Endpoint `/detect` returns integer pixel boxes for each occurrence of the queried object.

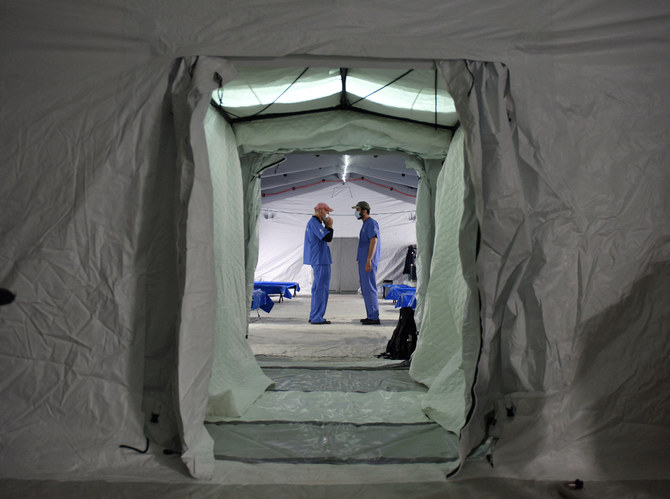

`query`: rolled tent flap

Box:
[170,56,220,479]
[409,128,479,434]
[437,59,526,472]
[407,155,443,330]
[170,56,261,479]
[240,152,286,309]
[204,112,273,420]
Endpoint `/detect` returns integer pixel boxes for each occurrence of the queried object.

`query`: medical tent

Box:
[254,159,420,292]
[1,1,670,497]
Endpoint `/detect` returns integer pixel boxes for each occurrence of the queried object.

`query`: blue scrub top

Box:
[357,217,381,264]
[303,216,332,265]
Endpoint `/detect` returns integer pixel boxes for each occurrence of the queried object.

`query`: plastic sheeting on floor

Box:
[5,476,669,499]
[264,366,428,393]
[207,421,457,465]
[205,359,458,470]
[206,390,431,424]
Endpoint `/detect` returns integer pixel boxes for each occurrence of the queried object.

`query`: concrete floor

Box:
[247,292,401,360]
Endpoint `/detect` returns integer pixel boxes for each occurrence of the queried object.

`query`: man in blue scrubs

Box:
[353,201,381,325]
[303,202,334,324]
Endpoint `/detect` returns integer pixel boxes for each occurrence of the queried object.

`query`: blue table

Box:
[254,281,300,302]
[251,289,274,313]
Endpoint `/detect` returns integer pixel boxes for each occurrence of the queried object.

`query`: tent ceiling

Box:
[260,152,418,199]
[212,66,458,128]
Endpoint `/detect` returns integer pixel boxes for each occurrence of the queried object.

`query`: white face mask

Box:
[323,213,329,219]
[354,211,362,219]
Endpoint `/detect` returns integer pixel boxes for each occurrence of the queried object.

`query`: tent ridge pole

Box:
[225,105,456,132]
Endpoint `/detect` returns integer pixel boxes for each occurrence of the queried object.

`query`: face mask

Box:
[354,211,362,219]
[323,214,329,219]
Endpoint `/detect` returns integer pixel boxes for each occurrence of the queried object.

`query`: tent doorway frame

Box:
[208,59,460,361]
[172,56,508,480]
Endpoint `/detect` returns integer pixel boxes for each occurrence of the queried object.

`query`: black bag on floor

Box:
[380,307,417,360]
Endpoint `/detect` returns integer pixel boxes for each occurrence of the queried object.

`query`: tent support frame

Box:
[211,99,458,132]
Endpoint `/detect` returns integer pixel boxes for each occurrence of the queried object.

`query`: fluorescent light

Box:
[341,155,350,183]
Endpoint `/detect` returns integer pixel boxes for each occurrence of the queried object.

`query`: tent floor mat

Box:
[206,421,458,464]
[207,358,456,465]
[262,366,428,392]
[4,478,670,498]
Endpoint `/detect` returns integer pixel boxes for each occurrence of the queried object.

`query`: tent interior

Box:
[251,151,422,363]
[254,151,421,293]
[2,2,670,497]
[199,65,478,474]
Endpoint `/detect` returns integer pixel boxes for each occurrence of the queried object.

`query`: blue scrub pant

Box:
[358,261,379,320]
[310,264,331,323]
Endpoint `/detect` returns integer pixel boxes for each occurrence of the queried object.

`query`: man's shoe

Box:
[361,318,381,325]
[359,318,367,322]
[313,320,331,325]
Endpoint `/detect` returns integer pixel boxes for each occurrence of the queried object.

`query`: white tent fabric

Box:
[204,109,273,419]
[215,66,458,127]
[1,1,669,492]
[168,56,222,479]
[410,128,479,433]
[255,180,418,290]
[234,111,451,159]
[408,156,443,329]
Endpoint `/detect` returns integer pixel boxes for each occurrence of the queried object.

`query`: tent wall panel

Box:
[329,237,360,292]
[0,48,173,475]
[442,57,670,479]
[254,180,419,290]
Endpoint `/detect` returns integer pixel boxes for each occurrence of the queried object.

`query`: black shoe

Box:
[313,320,331,325]
[361,318,381,325]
